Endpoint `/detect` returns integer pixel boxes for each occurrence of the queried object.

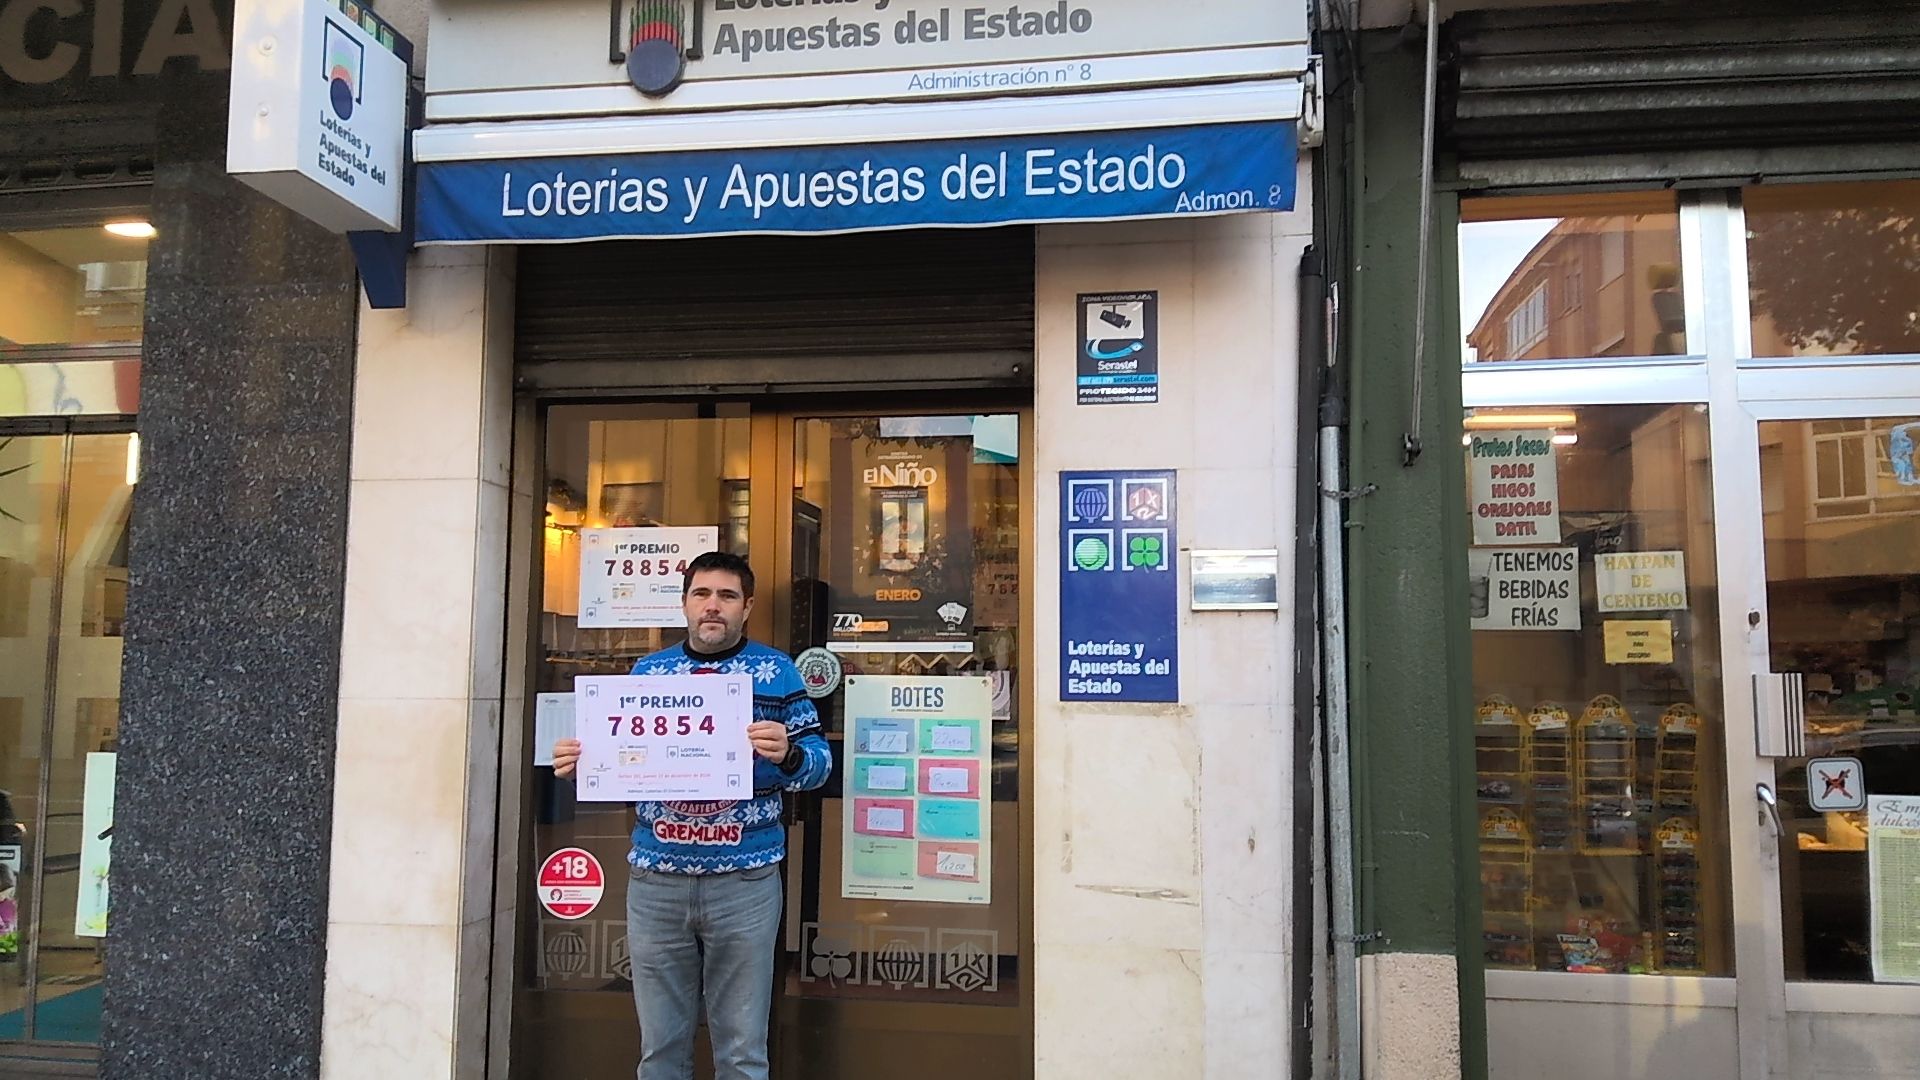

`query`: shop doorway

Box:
[0,423,133,1054]
[1460,184,1920,1080]
[511,400,1031,1080]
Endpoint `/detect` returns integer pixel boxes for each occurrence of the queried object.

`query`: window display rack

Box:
[1476,695,1713,974]
[1476,695,1534,969]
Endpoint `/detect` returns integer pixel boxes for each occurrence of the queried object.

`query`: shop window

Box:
[1459,193,1688,363]
[1466,404,1733,976]
[1762,415,1920,983]
[1745,181,1920,359]
[0,225,150,352]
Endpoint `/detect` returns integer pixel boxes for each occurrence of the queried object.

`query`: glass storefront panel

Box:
[776,413,1023,1078]
[1459,194,1688,364]
[514,406,1027,1080]
[1762,415,1920,982]
[0,430,130,1046]
[523,403,753,1076]
[1745,182,1920,359]
[1467,404,1733,976]
[0,226,149,353]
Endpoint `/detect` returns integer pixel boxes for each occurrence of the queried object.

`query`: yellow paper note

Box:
[1604,620,1673,664]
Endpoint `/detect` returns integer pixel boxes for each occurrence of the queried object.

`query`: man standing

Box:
[554,551,832,1080]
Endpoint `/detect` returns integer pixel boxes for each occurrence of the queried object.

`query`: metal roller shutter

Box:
[514,227,1034,394]
[1442,1,1920,188]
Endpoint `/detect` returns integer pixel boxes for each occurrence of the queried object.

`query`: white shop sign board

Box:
[227,0,408,232]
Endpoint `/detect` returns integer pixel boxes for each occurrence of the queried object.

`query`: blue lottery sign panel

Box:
[1059,469,1178,702]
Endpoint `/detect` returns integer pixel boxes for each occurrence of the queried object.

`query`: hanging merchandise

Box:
[1477,696,1534,969]
[1576,696,1639,855]
[1654,704,1705,973]
[1526,702,1574,854]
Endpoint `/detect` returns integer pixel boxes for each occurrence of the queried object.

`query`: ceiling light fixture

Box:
[103,221,156,239]
[1463,411,1578,429]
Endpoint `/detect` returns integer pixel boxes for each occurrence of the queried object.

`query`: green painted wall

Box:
[1326,27,1487,1079]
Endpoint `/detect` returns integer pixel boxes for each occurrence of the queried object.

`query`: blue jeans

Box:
[626,864,783,1080]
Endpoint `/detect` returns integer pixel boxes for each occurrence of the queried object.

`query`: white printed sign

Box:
[1868,796,1920,984]
[1469,430,1561,545]
[934,850,977,877]
[578,527,718,628]
[865,764,909,791]
[1468,547,1580,631]
[572,674,753,801]
[1596,551,1688,613]
[927,766,972,794]
[534,693,575,767]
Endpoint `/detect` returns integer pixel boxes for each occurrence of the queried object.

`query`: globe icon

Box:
[545,931,588,976]
[1071,486,1109,521]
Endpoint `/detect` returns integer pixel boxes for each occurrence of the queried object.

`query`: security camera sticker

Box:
[1076,291,1159,406]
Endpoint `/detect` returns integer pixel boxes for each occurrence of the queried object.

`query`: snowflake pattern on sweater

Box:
[625,639,832,874]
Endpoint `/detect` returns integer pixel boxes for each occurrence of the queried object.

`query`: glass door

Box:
[1758,412,1920,986]
[770,412,1029,1080]
[513,402,1031,1080]
[0,427,133,1051]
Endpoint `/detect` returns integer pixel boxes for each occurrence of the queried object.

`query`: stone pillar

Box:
[317,246,516,1079]
[104,147,362,1078]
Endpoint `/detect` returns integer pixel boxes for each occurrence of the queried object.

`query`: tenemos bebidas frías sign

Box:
[416,120,1294,241]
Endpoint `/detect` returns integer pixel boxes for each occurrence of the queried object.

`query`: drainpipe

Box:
[1293,248,1327,1080]
[1322,275,1362,1080]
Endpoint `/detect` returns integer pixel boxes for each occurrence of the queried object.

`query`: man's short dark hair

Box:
[683,550,756,599]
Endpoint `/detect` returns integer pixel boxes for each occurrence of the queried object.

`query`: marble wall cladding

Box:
[102,155,361,1080]
[321,249,515,1080]
[1032,205,1308,1079]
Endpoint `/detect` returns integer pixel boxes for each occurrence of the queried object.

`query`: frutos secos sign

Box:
[225,0,406,233]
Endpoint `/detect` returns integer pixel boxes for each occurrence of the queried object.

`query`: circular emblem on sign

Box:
[624,1,689,98]
[796,647,843,699]
[536,847,605,921]
[328,73,355,120]
[1072,535,1111,571]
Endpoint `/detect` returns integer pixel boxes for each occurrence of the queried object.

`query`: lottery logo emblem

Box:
[1122,529,1169,571]
[795,647,843,699]
[322,19,365,121]
[1122,478,1170,522]
[1068,531,1114,572]
[1066,479,1115,523]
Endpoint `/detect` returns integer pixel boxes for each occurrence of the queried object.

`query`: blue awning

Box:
[411,81,1303,244]
[416,119,1294,242]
